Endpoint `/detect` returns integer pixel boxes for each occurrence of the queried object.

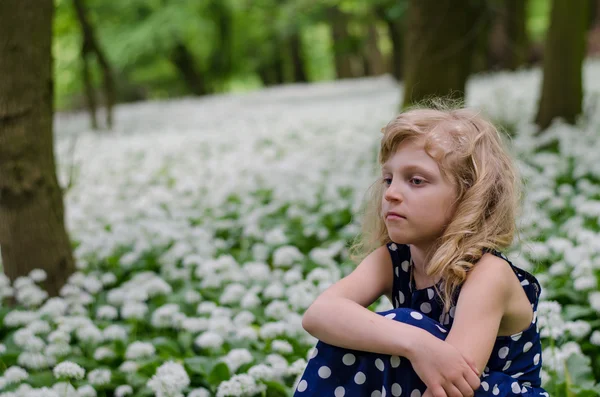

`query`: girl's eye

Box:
[382,177,392,186]
[410,177,425,186]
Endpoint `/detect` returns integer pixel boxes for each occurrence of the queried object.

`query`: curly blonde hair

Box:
[350,104,522,313]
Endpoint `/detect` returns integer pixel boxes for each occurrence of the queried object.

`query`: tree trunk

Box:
[385,19,403,80]
[535,0,587,130]
[488,0,528,70]
[0,0,76,297]
[329,7,356,79]
[289,31,308,83]
[363,23,387,76]
[171,42,208,96]
[73,0,115,129]
[402,0,484,108]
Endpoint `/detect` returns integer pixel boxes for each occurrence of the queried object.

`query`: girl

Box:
[295,107,548,396]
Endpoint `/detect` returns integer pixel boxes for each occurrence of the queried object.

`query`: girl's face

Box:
[381,139,458,247]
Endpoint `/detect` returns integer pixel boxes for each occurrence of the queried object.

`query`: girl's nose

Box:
[384,181,403,202]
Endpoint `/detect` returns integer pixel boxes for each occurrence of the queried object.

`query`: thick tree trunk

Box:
[402,0,484,108]
[385,19,403,80]
[363,23,387,76]
[0,0,76,296]
[289,31,308,83]
[488,0,528,70]
[171,42,208,96]
[535,0,587,130]
[329,7,356,79]
[73,0,115,129]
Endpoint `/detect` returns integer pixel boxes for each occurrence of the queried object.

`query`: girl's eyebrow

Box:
[381,164,438,178]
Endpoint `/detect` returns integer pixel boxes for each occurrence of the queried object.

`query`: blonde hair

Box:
[350,103,521,313]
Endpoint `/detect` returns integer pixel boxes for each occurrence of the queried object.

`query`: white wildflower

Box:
[3,366,28,384]
[29,269,47,282]
[118,361,139,373]
[53,361,85,380]
[87,369,111,386]
[96,305,118,320]
[271,340,293,354]
[195,331,224,350]
[216,374,266,397]
[78,384,98,397]
[125,341,156,360]
[221,348,254,373]
[147,361,190,397]
[115,385,133,397]
[93,347,116,361]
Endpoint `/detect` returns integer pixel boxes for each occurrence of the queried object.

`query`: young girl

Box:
[295,107,548,397]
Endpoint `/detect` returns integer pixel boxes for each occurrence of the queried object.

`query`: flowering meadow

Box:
[2,61,600,397]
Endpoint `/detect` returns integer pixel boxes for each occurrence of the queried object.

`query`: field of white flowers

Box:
[1,60,600,397]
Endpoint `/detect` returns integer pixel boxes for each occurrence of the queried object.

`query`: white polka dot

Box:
[521,279,530,286]
[410,311,423,320]
[385,313,396,319]
[401,260,409,272]
[435,325,447,333]
[342,353,356,365]
[398,291,405,304]
[498,346,509,359]
[371,391,382,397]
[375,358,385,371]
[523,342,533,353]
[512,372,524,378]
[395,267,399,277]
[381,387,387,397]
[354,371,366,385]
[297,380,307,392]
[533,353,540,365]
[394,297,400,307]
[481,382,489,392]
[443,314,450,325]
[532,311,537,323]
[511,332,522,341]
[420,303,432,313]
[410,390,421,397]
[521,386,528,393]
[391,383,402,396]
[318,366,331,379]
[492,384,500,395]
[449,306,456,318]
[390,355,401,368]
[309,347,318,359]
[389,243,398,251]
[427,289,434,300]
[502,360,512,371]
[511,382,520,393]
[335,386,345,397]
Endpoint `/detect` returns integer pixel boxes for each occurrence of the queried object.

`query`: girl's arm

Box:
[302,245,422,357]
[442,253,515,375]
[303,245,481,395]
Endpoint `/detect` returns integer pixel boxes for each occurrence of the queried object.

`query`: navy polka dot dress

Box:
[294,243,549,396]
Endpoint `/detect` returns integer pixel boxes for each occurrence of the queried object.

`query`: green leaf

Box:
[264,380,291,397]
[564,305,595,321]
[565,354,596,391]
[27,371,55,388]
[153,336,182,356]
[184,356,213,376]
[208,362,231,384]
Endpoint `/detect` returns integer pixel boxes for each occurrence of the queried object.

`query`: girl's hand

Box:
[408,333,481,397]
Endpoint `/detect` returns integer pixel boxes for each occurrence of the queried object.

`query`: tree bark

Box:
[535,0,587,130]
[363,23,387,76]
[329,7,357,79]
[73,0,116,129]
[171,42,208,96]
[0,0,76,296]
[289,31,308,83]
[488,0,528,70]
[402,0,484,108]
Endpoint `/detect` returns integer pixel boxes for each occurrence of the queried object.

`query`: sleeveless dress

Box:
[294,242,549,396]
